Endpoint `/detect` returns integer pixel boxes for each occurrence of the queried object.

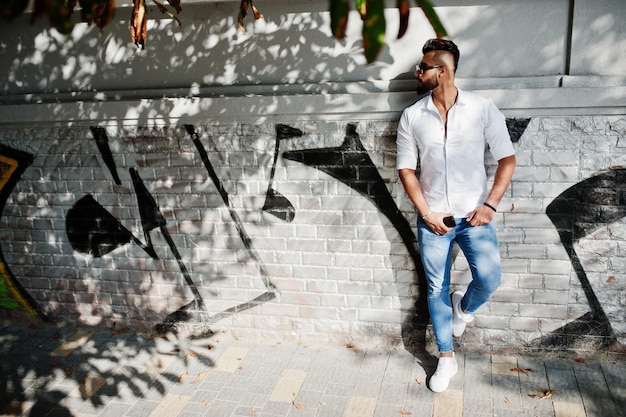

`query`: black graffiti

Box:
[91,127,122,185]
[262,124,302,222]
[9,118,622,351]
[66,194,156,258]
[506,118,531,143]
[282,124,430,326]
[544,168,625,348]
[183,124,276,291]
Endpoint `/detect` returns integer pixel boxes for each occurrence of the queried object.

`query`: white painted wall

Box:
[0,0,623,104]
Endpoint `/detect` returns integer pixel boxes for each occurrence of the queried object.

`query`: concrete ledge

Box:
[0,80,624,128]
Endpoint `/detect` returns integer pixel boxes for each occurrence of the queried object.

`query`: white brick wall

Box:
[0,115,624,355]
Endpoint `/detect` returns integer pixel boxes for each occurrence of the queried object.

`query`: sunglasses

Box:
[415,63,443,74]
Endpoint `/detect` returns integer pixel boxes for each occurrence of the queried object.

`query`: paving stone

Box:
[2,324,623,417]
[269,369,307,402]
[344,396,376,417]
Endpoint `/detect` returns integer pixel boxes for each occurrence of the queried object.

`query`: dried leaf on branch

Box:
[153,0,181,28]
[30,0,75,34]
[78,0,115,29]
[238,0,263,32]
[130,0,147,49]
[397,0,409,39]
[166,0,181,14]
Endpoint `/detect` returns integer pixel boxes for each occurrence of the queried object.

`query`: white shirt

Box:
[396,89,515,217]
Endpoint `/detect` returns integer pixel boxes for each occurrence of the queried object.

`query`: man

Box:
[396,39,516,393]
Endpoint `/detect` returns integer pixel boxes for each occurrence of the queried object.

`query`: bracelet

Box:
[483,202,497,212]
[422,210,432,219]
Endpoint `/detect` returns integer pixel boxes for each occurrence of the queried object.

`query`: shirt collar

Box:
[424,88,465,112]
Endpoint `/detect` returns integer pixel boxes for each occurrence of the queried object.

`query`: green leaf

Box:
[362,0,385,64]
[416,0,447,38]
[397,0,409,39]
[355,0,366,19]
[329,0,349,39]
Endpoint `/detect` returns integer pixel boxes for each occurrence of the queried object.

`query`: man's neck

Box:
[431,84,458,113]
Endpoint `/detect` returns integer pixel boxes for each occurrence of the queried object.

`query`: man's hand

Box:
[467,205,495,226]
[424,212,455,235]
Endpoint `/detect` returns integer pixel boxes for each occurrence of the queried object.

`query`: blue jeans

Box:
[417,218,501,353]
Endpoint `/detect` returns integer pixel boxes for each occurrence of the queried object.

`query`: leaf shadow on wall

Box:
[0,2,381,113]
[282,123,430,353]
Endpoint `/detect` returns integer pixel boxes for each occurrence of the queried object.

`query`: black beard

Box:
[416,77,439,95]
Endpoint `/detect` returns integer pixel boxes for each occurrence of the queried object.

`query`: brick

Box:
[492,290,532,303]
[306,280,338,294]
[540,118,572,132]
[532,290,569,305]
[533,150,578,166]
[519,304,568,320]
[508,244,547,259]
[358,308,401,324]
[530,259,571,275]
[335,253,387,268]
[474,315,508,329]
[518,274,543,289]
[509,317,539,331]
[513,166,551,182]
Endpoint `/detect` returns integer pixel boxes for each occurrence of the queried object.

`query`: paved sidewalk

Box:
[1,323,624,417]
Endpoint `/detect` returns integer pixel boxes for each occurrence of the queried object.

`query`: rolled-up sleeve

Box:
[484,99,515,161]
[396,110,419,170]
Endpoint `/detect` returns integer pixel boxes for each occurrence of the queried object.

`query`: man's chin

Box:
[416,86,431,96]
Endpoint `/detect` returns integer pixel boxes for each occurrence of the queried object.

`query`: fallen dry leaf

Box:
[574,358,586,363]
[65,367,72,376]
[398,410,412,415]
[504,396,510,404]
[607,276,616,283]
[53,332,60,341]
[50,361,61,367]
[178,369,189,383]
[345,343,359,353]
[528,389,553,400]
[415,378,422,385]
[191,370,209,384]
[511,367,533,375]
[292,400,306,410]
[186,351,198,358]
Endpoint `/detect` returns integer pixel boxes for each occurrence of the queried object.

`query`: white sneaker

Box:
[429,354,458,392]
[452,291,474,337]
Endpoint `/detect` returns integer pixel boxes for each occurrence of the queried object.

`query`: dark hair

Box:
[422,38,460,71]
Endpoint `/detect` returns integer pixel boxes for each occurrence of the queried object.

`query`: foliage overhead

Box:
[0,0,447,62]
